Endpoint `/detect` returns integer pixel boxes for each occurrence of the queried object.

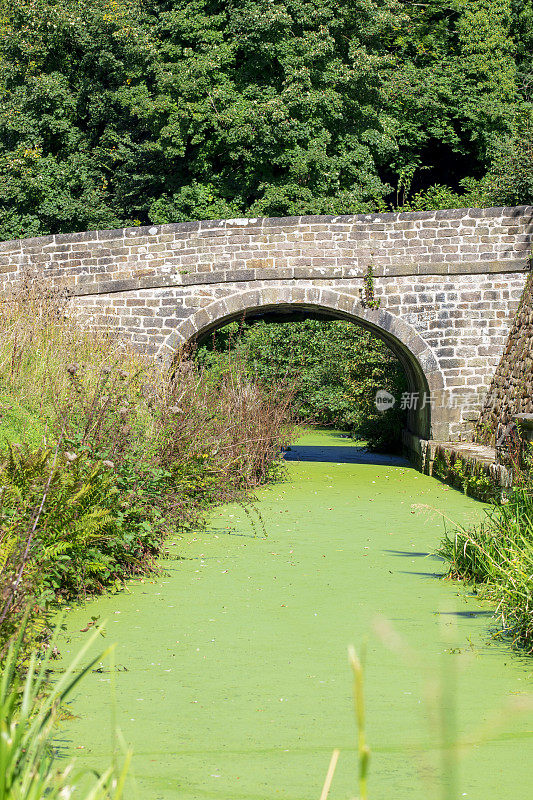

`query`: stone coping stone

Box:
[1,206,532,249]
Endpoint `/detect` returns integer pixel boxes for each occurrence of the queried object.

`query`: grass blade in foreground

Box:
[349,646,370,800]
[0,621,131,800]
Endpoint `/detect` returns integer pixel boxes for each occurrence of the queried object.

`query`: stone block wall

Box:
[0,205,531,442]
[475,271,533,443]
[0,206,530,297]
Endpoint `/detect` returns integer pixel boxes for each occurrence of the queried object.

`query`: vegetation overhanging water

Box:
[57,429,533,800]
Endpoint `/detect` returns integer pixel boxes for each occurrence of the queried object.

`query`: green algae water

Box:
[57,430,533,799]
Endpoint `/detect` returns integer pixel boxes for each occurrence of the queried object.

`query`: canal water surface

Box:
[58,429,533,799]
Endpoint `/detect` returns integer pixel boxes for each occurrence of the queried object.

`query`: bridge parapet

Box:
[0,206,530,297]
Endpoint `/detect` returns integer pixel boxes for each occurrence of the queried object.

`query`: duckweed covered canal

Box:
[59,430,533,799]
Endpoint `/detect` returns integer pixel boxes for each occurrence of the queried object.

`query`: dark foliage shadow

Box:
[437,609,494,618]
[384,549,444,559]
[397,570,446,579]
[283,445,408,466]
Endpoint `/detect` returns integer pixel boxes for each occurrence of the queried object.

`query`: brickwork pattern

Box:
[0,205,531,442]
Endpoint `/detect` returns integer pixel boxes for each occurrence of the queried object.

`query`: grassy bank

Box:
[0,284,294,655]
[439,488,533,652]
[0,285,294,796]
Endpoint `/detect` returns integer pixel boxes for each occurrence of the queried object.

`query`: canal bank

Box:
[57,429,533,799]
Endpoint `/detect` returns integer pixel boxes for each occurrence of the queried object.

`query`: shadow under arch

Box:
[159,287,447,441]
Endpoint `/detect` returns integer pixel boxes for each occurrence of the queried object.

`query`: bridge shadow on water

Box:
[283,443,409,466]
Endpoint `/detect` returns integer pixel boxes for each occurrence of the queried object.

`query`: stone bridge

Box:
[1,206,532,444]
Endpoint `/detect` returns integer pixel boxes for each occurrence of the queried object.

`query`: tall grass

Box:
[319,647,370,800]
[157,358,295,496]
[438,488,533,650]
[320,641,464,800]
[0,279,294,484]
[349,646,370,800]
[0,279,295,653]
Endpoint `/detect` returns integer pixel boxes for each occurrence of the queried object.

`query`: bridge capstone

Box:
[1,206,532,443]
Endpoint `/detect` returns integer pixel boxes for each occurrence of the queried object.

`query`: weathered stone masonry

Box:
[0,206,531,443]
[476,271,533,443]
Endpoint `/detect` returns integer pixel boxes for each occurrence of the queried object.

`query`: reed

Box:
[439,488,533,650]
[348,646,370,800]
[318,646,370,800]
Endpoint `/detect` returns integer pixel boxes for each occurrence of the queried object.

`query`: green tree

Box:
[0,0,530,240]
[382,0,518,201]
[0,0,155,237]
[150,0,403,220]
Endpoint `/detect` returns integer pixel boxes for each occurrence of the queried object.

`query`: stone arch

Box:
[159,287,447,441]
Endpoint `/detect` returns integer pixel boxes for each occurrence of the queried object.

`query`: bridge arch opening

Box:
[160,288,446,442]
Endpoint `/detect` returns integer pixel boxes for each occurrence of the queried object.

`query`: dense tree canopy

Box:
[0,0,531,238]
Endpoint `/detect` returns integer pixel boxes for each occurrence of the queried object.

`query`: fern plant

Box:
[0,445,133,602]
